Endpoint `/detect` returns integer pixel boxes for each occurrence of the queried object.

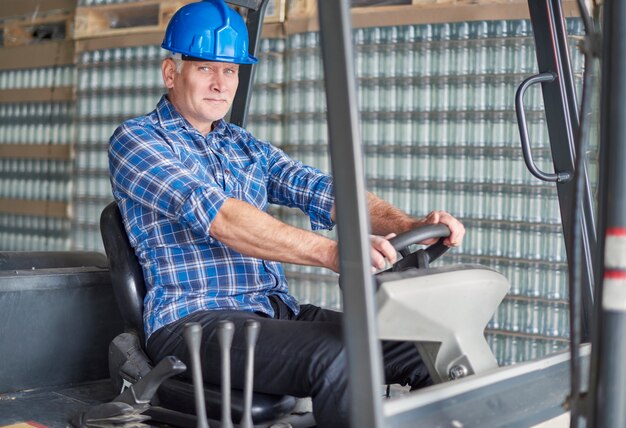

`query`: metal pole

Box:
[230,0,269,128]
[317,1,385,427]
[589,0,626,426]
[526,0,597,339]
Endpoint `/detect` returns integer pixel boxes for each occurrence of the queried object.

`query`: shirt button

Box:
[225,169,230,175]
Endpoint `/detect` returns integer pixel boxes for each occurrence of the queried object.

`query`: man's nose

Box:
[210,73,226,92]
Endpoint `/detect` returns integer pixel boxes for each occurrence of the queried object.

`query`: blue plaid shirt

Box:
[109,96,335,339]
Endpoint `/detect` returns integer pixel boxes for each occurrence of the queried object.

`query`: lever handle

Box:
[184,322,210,428]
[115,355,186,406]
[218,320,235,428]
[241,319,261,428]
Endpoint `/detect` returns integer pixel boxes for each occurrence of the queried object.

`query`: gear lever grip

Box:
[184,322,210,428]
[218,320,235,428]
[241,319,260,428]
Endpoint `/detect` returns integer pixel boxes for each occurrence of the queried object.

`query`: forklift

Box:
[0,0,623,426]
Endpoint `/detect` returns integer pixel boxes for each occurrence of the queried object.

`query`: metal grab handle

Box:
[515,72,572,183]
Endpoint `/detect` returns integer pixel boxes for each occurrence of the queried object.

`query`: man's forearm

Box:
[368,193,465,247]
[367,193,422,236]
[210,198,339,272]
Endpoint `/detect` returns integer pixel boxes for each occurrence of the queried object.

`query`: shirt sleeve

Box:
[108,121,227,239]
[263,142,335,231]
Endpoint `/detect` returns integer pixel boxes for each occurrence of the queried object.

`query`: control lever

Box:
[115,355,186,406]
[184,322,210,428]
[240,319,260,428]
[71,350,186,427]
[218,320,235,428]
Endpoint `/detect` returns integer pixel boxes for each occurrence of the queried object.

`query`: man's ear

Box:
[162,58,177,89]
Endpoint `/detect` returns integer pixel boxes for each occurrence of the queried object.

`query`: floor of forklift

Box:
[0,380,116,428]
[0,379,413,428]
[0,379,572,428]
[0,379,319,428]
[0,380,573,428]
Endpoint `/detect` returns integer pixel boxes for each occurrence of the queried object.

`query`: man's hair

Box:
[167,52,184,73]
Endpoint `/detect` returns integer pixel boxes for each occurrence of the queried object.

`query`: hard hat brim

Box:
[180,53,258,65]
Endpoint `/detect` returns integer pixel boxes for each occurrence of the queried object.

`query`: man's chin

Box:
[202,110,229,123]
[203,104,230,120]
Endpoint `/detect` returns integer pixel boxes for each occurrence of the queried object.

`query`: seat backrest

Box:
[100,201,147,344]
[100,203,300,423]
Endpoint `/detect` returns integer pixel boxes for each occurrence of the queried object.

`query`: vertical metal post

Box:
[230,0,269,128]
[317,1,385,427]
[526,0,597,338]
[588,0,626,426]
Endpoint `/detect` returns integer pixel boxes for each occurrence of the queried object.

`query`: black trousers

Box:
[147,296,431,428]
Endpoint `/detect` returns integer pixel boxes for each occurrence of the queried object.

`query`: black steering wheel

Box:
[387,224,451,271]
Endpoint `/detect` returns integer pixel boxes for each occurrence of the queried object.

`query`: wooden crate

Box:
[74,0,188,40]
[1,11,73,47]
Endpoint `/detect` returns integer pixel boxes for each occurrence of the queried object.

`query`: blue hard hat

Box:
[162,0,258,64]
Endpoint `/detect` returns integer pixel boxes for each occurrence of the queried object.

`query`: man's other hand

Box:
[420,210,465,247]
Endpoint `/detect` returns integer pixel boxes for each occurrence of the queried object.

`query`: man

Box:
[108,0,465,426]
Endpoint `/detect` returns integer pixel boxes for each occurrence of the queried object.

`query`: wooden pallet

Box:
[264,0,286,23]
[0,40,75,70]
[0,11,73,47]
[0,198,71,218]
[0,87,75,103]
[285,0,584,34]
[0,144,72,161]
[1,0,76,20]
[74,0,189,40]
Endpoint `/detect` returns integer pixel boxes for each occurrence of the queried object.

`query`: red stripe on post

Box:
[606,227,626,237]
[604,270,626,280]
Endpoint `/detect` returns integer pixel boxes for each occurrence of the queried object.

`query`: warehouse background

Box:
[0,0,596,367]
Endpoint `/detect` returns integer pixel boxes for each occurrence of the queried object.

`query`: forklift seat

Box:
[99,201,297,424]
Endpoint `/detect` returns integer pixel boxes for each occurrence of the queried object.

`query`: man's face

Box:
[163,58,240,133]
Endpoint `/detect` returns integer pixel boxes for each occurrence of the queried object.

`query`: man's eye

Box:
[199,67,210,72]
[225,68,238,75]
